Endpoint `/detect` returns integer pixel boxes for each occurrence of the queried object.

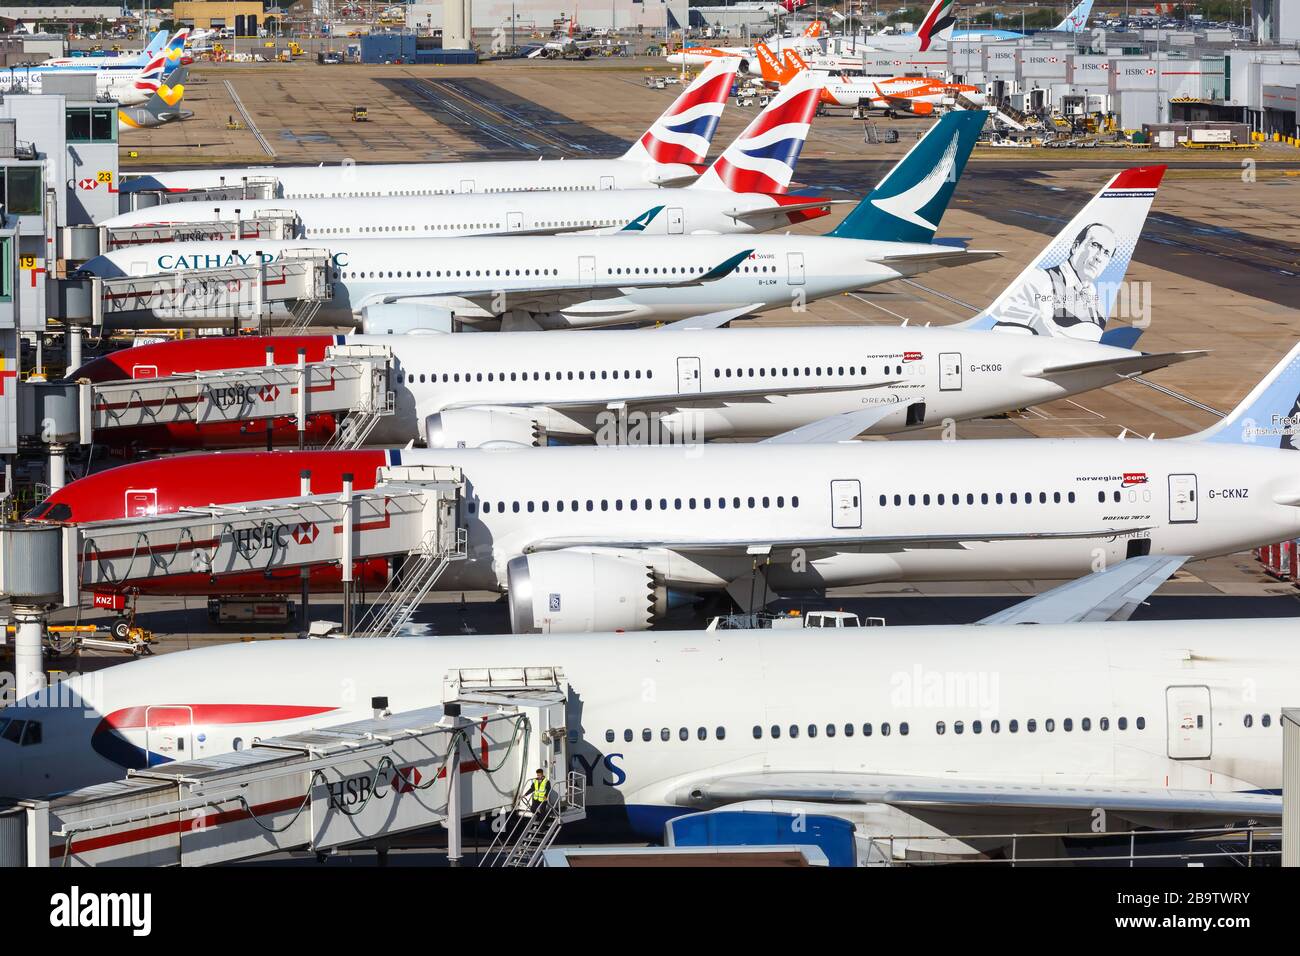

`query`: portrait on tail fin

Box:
[991,221,1118,340]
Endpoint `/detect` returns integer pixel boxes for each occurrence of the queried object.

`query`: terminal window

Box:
[0,166,42,216]
[65,107,117,144]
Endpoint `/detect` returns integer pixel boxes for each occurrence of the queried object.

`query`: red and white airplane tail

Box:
[621,59,737,167]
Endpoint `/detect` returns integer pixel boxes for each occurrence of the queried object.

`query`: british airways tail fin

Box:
[689,70,821,194]
[958,166,1164,344]
[622,58,737,167]
[1054,0,1095,32]
[1182,343,1300,448]
[827,109,985,243]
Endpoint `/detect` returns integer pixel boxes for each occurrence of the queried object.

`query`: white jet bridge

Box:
[0,465,469,700]
[4,668,585,866]
[99,210,302,251]
[76,342,396,450]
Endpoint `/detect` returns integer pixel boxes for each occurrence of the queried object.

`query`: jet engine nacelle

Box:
[359,302,456,334]
[424,409,544,448]
[506,550,666,633]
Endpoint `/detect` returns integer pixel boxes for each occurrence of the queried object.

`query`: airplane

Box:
[525,11,607,59]
[950,0,1095,42]
[120,60,740,197]
[0,54,172,107]
[758,44,984,113]
[117,67,192,131]
[73,166,1197,452]
[1,567,1291,860]
[78,110,995,332]
[39,30,191,71]
[666,19,824,70]
[99,72,834,240]
[855,0,956,52]
[28,327,1300,628]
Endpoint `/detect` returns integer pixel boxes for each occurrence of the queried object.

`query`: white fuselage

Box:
[0,67,157,105]
[126,158,702,199]
[389,438,1300,593]
[4,623,1292,832]
[89,234,974,331]
[346,327,1146,447]
[100,187,819,240]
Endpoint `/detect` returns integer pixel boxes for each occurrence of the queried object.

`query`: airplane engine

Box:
[359,302,456,334]
[424,409,544,448]
[506,551,667,633]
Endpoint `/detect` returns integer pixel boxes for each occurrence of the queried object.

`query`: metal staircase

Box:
[352,527,467,638]
[479,772,586,868]
[322,390,396,450]
[286,297,324,332]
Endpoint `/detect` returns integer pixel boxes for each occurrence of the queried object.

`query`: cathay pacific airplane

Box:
[74,165,1195,452]
[100,72,836,240]
[29,332,1300,627]
[0,563,1288,862]
[120,60,740,198]
[80,110,995,332]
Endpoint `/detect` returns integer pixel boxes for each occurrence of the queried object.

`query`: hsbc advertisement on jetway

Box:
[1069,56,1113,91]
[1017,51,1069,80]
[982,45,1018,76]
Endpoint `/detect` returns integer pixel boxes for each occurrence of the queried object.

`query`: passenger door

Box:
[1165,686,1212,760]
[787,252,806,286]
[458,179,475,194]
[667,208,684,234]
[830,479,862,529]
[1168,474,1198,523]
[677,357,701,393]
[507,211,523,232]
[600,175,615,190]
[145,705,194,767]
[578,256,596,286]
[939,352,962,391]
[125,489,158,517]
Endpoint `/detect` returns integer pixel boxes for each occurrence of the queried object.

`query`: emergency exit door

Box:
[677,356,701,393]
[830,479,862,529]
[600,176,615,190]
[507,211,523,232]
[579,256,596,286]
[145,705,193,767]
[939,352,962,391]
[459,179,475,194]
[668,208,684,234]
[787,252,806,285]
[1168,473,1198,523]
[1165,686,1212,760]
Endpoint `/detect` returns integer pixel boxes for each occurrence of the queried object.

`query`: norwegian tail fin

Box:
[827,109,986,242]
[1183,343,1300,447]
[959,166,1165,344]
[690,70,821,193]
[621,59,737,166]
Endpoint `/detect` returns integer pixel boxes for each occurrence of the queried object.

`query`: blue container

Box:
[666,809,856,867]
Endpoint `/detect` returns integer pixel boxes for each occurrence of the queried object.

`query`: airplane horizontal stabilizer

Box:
[726,198,854,222]
[1027,349,1208,380]
[975,554,1190,625]
[679,771,1282,821]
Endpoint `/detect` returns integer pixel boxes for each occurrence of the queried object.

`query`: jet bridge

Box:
[101,210,301,251]
[117,176,281,210]
[0,465,467,699]
[7,682,583,867]
[51,248,334,333]
[75,343,395,448]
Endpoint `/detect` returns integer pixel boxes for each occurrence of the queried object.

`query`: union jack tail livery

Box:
[690,70,822,194]
[132,55,167,94]
[916,0,957,51]
[621,59,737,167]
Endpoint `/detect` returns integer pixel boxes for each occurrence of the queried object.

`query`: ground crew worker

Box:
[529,768,552,815]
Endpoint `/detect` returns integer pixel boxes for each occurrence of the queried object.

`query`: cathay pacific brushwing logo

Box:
[622,206,664,232]
[869,134,958,231]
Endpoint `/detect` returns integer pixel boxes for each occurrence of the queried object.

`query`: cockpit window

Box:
[20,721,41,746]
[0,719,23,744]
[22,501,71,521]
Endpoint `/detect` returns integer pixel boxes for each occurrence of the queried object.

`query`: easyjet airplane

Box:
[757,43,983,113]
[101,71,833,240]
[79,110,994,332]
[75,166,1194,452]
[1,564,1289,862]
[29,329,1300,630]
[666,17,823,69]
[121,60,737,197]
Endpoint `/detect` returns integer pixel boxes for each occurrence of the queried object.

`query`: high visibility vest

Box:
[532,778,550,801]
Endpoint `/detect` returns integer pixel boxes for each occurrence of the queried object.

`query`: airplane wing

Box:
[759,402,912,444]
[876,249,1001,273]
[438,379,906,417]
[368,249,753,314]
[679,771,1282,821]
[522,526,1154,557]
[1027,350,1208,380]
[975,554,1190,625]
[660,303,765,330]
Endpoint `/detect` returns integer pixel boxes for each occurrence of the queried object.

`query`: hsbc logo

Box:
[291,521,318,545]
[259,384,280,402]
[78,178,98,190]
